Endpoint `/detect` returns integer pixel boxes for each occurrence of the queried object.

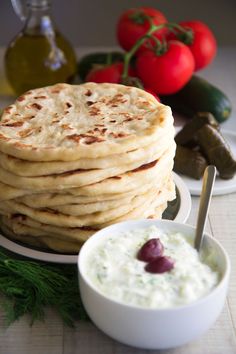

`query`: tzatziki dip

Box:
[84,225,219,309]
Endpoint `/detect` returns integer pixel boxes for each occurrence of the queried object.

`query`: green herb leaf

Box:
[0,248,89,326]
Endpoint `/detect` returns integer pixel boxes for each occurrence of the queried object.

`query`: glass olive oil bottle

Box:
[5,0,77,95]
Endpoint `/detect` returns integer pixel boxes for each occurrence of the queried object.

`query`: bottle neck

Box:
[24,1,56,36]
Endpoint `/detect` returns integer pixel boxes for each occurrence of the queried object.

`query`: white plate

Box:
[175,129,236,196]
[0,173,191,264]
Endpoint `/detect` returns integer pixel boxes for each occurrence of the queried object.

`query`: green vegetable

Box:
[0,248,89,326]
[78,52,124,81]
[161,75,232,123]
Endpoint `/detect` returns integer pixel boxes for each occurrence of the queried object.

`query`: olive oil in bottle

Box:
[5,0,77,95]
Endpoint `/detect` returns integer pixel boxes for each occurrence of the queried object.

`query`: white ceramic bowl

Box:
[78,219,230,350]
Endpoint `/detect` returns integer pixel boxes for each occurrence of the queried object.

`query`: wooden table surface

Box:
[0,47,235,354]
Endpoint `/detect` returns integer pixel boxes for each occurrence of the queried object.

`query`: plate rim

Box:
[0,172,191,264]
[175,128,236,196]
[171,172,191,223]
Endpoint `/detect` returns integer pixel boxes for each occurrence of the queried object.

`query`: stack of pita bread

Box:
[0,83,176,253]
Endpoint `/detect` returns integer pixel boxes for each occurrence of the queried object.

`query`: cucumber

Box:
[161,75,232,123]
[78,52,124,81]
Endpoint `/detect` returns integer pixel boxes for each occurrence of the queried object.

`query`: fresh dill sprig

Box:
[0,248,89,326]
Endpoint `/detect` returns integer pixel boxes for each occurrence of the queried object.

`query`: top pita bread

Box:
[0,83,173,161]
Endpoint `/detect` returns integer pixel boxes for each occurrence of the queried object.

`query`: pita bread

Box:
[0,83,173,161]
[16,180,158,207]
[0,178,175,231]
[0,161,171,202]
[0,144,174,190]
[1,214,94,242]
[0,201,170,254]
[0,129,174,176]
[0,222,84,253]
[0,188,158,227]
[0,147,175,199]
[48,177,174,216]
[96,180,175,229]
[0,82,176,253]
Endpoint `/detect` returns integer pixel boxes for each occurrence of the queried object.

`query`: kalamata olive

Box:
[137,238,164,262]
[145,256,175,274]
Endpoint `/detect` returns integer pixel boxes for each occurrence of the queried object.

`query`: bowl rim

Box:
[78,219,231,313]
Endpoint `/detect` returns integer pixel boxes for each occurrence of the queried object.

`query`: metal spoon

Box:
[194,165,216,251]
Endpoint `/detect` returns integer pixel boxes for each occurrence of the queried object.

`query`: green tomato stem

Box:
[122,23,166,80]
[106,52,113,66]
[121,22,193,82]
[167,22,187,33]
[165,22,194,45]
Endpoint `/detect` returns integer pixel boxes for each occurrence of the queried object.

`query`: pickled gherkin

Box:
[197,125,236,179]
[174,146,208,180]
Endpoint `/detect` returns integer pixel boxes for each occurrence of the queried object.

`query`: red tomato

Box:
[136,41,194,95]
[85,62,136,84]
[168,20,217,71]
[144,87,161,102]
[85,62,123,84]
[117,7,167,52]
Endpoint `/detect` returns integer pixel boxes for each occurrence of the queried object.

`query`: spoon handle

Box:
[194,165,216,251]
